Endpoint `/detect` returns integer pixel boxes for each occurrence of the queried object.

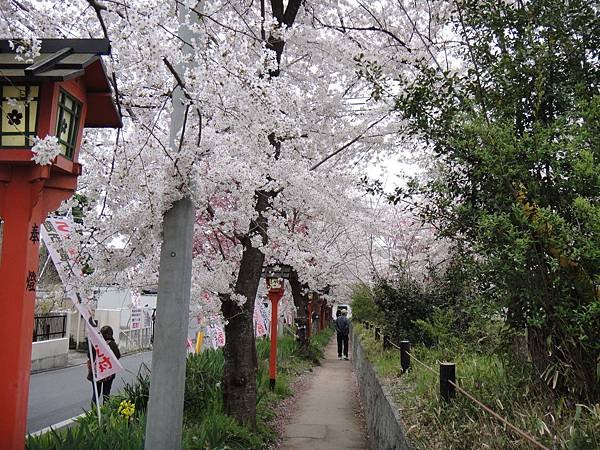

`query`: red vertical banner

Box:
[306,295,313,339]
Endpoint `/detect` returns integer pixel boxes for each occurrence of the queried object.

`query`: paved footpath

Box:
[279,337,368,450]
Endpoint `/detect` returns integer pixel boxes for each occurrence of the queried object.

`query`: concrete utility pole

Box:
[144,198,194,449]
[144,5,196,449]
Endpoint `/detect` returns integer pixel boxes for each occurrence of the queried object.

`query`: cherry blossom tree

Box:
[2,0,448,427]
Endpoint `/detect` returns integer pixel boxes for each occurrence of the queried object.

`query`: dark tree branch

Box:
[270,0,284,23]
[86,0,109,38]
[283,0,301,27]
[162,57,188,96]
[310,113,390,171]
[310,13,410,52]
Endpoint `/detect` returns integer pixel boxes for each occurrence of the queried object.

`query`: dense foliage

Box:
[348,283,384,325]
[387,0,600,400]
[362,253,497,348]
[373,276,436,345]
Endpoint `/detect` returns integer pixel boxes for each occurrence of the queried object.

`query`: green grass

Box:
[355,324,600,450]
[26,411,146,450]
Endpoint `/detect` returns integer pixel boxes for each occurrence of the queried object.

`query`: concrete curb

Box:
[31,358,87,375]
[28,412,86,437]
[352,328,412,450]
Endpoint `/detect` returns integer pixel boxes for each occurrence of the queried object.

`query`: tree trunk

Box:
[221,0,303,427]
[220,279,258,427]
[221,191,271,428]
[289,269,309,353]
[527,324,551,373]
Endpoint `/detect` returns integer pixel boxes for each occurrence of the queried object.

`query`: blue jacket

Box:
[335,316,350,336]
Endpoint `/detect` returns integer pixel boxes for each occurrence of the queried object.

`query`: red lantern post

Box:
[0,39,120,448]
[266,276,285,390]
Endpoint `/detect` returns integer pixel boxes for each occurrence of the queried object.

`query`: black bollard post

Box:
[365,321,370,330]
[400,340,410,373]
[440,362,456,402]
[374,327,380,341]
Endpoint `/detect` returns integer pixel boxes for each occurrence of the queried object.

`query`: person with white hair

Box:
[335,309,350,360]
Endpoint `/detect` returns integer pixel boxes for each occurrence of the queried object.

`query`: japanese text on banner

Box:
[40,217,123,381]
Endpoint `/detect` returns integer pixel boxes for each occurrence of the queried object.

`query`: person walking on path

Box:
[87,325,121,403]
[335,309,350,360]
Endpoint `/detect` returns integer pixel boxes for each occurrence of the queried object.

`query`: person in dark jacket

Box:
[87,325,121,403]
[335,309,350,360]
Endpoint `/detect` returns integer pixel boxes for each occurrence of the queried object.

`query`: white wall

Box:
[94,309,122,344]
[32,338,69,362]
[69,310,86,345]
[96,287,157,329]
[97,287,131,328]
[31,311,71,371]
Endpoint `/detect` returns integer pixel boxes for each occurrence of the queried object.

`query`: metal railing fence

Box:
[33,313,67,342]
[119,327,152,353]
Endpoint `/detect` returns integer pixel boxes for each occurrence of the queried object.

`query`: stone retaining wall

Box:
[352,328,412,450]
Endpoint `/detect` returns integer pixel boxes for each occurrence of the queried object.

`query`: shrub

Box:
[373,254,504,352]
[184,350,224,417]
[373,277,436,345]
[120,363,151,414]
[183,413,262,450]
[26,409,146,450]
[349,283,384,324]
[414,307,460,349]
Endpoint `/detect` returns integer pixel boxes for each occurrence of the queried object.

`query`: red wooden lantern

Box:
[265,276,284,390]
[0,39,120,448]
[262,264,291,390]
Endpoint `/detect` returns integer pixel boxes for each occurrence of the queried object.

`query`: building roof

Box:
[0,39,121,128]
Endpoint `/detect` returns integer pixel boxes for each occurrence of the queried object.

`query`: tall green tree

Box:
[395,0,600,399]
